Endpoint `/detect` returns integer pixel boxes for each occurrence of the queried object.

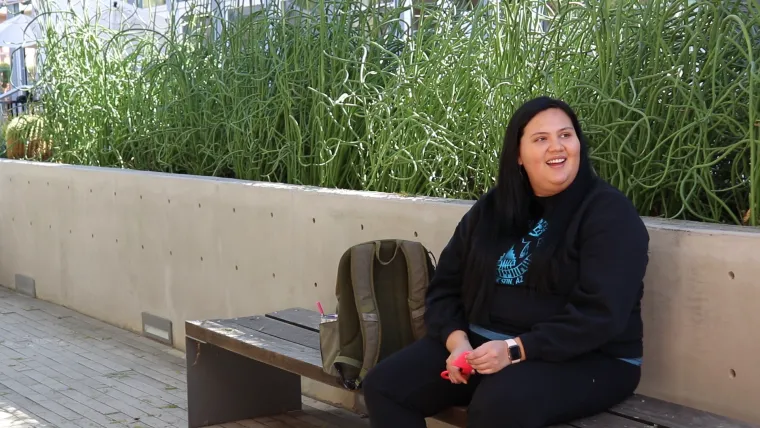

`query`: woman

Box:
[362,97,649,428]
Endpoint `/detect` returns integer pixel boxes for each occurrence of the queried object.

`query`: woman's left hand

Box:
[466,340,511,375]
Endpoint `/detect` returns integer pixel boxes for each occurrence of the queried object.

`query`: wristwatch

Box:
[505,338,523,364]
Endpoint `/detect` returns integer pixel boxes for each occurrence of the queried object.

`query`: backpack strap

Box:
[347,242,382,389]
[398,240,431,341]
[331,248,364,387]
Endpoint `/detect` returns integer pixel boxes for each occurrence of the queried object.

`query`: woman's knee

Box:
[362,361,389,401]
[363,338,435,401]
[363,336,454,410]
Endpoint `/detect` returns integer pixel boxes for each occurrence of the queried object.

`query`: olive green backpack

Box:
[319,239,436,390]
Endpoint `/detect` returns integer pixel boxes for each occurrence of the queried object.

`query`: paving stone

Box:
[0,286,368,428]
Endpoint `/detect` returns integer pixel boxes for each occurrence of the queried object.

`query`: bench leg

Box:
[185,336,302,428]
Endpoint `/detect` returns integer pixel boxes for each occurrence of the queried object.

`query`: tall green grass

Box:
[33,0,760,225]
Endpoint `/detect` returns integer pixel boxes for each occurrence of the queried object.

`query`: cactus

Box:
[4,114,51,160]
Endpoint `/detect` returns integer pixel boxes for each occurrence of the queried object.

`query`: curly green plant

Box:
[34,0,760,225]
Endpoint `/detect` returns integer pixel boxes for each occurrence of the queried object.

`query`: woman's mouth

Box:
[546,157,566,168]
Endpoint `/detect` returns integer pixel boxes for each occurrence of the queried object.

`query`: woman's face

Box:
[518,108,581,197]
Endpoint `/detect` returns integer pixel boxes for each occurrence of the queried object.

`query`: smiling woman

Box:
[361,97,651,428]
[518,108,581,197]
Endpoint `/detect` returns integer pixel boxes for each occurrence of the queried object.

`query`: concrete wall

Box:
[1,159,759,425]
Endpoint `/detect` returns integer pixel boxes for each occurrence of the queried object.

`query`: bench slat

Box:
[611,395,757,428]
[435,406,654,428]
[230,315,320,350]
[567,412,653,428]
[266,307,321,332]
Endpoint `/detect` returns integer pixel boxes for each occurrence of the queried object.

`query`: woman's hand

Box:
[445,342,474,384]
[467,340,511,375]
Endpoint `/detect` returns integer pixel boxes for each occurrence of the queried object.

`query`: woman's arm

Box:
[518,189,650,362]
[424,199,482,346]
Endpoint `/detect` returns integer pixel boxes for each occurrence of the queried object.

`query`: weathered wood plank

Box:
[568,411,654,428]
[437,406,639,428]
[185,319,340,387]
[249,416,295,427]
[227,315,320,350]
[271,412,324,428]
[611,395,757,428]
[231,419,271,428]
[266,308,320,332]
[287,409,336,428]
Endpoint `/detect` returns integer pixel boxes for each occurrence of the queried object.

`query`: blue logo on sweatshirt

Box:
[496,219,547,286]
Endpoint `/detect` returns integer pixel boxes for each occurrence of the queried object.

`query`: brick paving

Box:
[0,286,365,428]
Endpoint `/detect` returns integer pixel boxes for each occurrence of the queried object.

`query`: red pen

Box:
[317,301,325,316]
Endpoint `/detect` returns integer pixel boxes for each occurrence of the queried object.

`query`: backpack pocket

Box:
[319,314,341,377]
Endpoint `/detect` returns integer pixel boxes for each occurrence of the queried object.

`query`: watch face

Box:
[508,345,521,361]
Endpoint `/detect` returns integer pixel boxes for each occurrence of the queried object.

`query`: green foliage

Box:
[0,63,10,85]
[35,0,760,225]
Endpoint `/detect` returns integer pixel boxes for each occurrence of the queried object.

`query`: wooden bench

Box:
[185,307,757,428]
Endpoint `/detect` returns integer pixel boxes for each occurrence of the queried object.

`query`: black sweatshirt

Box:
[423,179,650,362]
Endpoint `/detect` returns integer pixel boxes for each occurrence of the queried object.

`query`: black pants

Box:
[362,334,641,428]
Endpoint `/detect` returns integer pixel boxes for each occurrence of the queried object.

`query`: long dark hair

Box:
[463,97,595,317]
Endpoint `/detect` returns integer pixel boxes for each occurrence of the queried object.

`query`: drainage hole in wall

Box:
[168,199,171,204]
[312,218,316,223]
[67,185,70,189]
[29,221,32,226]
[114,192,117,196]
[730,369,737,378]
[27,180,30,184]
[69,230,72,234]
[314,282,318,287]
[49,225,51,229]
[361,224,364,230]
[198,203,201,208]
[141,245,144,250]
[200,256,204,261]
[169,251,173,256]
[140,195,143,199]
[270,212,274,218]
[90,189,92,193]
[235,265,239,271]
[414,231,418,237]
[233,208,236,213]
[272,273,276,278]
[91,234,94,238]
[47,182,49,186]
[729,271,735,280]
[116,239,119,243]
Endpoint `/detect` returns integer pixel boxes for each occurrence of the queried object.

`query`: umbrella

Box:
[0,13,38,48]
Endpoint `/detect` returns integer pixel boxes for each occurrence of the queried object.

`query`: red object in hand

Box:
[441,351,474,380]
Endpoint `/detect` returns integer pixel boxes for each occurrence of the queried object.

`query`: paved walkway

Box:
[0,286,365,428]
